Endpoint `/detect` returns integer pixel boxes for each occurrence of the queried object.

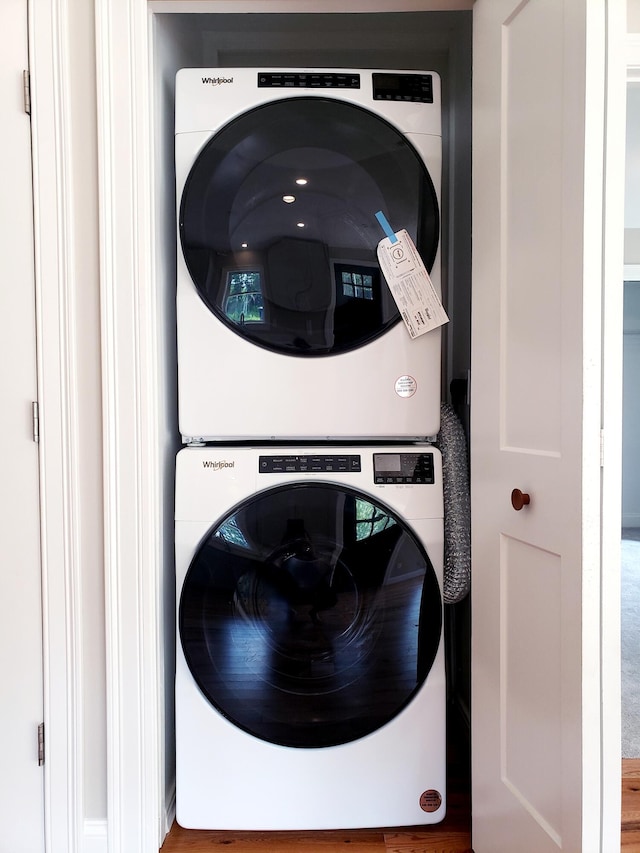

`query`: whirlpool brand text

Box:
[202,76,234,86]
[202,460,235,470]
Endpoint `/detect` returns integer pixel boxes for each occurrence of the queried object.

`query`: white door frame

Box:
[29,0,87,850]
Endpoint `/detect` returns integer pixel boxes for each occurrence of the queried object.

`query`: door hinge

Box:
[23,70,31,116]
[37,722,44,766]
[32,401,39,444]
[600,429,605,468]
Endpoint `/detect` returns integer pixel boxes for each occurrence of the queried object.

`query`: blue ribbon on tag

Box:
[375,210,398,244]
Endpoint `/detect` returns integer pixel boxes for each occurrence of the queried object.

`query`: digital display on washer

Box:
[374,452,435,484]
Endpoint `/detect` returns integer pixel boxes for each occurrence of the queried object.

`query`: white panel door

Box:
[0,1,45,850]
[471,1,622,851]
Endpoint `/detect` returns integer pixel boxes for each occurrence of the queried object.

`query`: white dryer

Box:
[175,68,443,442]
[175,445,445,830]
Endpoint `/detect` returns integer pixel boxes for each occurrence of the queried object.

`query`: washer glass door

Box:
[179,97,439,356]
[179,483,442,748]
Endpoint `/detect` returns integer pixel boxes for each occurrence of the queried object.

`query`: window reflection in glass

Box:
[214,516,250,549]
[354,497,396,541]
[223,270,264,324]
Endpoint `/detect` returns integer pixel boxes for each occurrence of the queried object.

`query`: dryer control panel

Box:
[257,72,360,89]
[373,452,434,484]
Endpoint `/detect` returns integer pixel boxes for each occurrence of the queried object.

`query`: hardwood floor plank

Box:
[383,829,472,853]
[161,826,387,851]
[623,759,640,852]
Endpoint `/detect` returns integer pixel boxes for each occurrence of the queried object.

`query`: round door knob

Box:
[511,489,531,511]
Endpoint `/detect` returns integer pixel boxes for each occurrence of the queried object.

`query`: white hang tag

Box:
[377,229,449,339]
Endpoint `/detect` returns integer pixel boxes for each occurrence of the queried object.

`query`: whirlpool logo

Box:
[202,76,234,86]
[202,460,235,470]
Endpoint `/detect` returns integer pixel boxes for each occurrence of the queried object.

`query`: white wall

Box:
[625,84,640,261]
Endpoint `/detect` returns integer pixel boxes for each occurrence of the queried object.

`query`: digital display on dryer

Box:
[372,73,433,103]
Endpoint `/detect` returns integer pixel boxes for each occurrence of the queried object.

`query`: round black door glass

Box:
[179,97,439,356]
[179,483,442,748]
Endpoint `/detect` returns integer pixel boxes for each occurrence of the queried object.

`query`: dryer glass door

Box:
[179,483,442,748]
[179,97,439,356]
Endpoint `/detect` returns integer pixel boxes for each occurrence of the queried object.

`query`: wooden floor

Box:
[623,759,640,851]
[162,759,640,852]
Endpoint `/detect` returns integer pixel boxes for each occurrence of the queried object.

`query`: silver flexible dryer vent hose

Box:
[437,402,471,604]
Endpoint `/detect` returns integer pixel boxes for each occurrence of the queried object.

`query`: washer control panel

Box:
[373,452,435,485]
[259,454,362,474]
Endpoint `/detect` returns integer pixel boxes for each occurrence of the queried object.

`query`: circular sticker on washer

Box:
[419,789,442,813]
[395,375,417,398]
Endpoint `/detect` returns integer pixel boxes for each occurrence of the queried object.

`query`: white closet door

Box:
[0,0,45,850]
[471,1,623,851]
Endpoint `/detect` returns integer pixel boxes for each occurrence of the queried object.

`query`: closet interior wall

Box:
[151,7,472,815]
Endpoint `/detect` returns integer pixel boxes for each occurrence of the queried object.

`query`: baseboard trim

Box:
[83,820,108,853]
[163,779,177,840]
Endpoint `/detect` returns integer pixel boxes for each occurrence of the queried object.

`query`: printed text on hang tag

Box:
[376,229,449,339]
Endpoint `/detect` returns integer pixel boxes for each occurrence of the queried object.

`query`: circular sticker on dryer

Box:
[395,375,417,398]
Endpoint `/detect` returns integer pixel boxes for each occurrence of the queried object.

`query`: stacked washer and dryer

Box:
[174,68,447,830]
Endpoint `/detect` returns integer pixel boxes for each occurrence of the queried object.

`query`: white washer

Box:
[175,68,443,442]
[175,445,445,830]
